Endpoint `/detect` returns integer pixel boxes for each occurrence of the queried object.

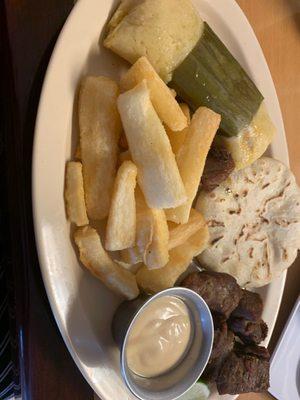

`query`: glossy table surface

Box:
[236,0,300,398]
[2,0,299,399]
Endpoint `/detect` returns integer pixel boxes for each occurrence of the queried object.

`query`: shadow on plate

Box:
[66,270,122,367]
[80,0,129,81]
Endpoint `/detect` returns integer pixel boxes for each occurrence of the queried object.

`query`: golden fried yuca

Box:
[121,246,143,265]
[135,189,154,257]
[74,226,139,299]
[215,103,276,170]
[168,208,206,249]
[166,107,221,223]
[121,57,187,131]
[121,189,170,269]
[104,0,203,82]
[121,187,154,264]
[165,103,190,156]
[79,76,121,220]
[117,80,187,209]
[65,161,88,226]
[116,260,142,274]
[105,161,137,251]
[180,104,190,124]
[144,209,169,269]
[136,225,209,293]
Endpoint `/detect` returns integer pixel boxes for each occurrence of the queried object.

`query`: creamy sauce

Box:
[126,296,192,378]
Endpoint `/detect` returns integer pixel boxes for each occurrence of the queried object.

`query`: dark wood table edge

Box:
[1,1,93,399]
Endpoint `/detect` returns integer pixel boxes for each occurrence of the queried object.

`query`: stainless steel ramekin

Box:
[112,287,214,400]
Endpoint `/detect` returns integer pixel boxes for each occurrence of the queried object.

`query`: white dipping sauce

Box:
[126,296,192,378]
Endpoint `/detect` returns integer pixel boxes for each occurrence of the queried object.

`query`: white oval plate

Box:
[33,1,288,399]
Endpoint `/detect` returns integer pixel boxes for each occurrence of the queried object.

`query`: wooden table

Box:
[1,0,299,399]
[236,0,300,398]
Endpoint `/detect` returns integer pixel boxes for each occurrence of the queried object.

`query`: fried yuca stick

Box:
[121,188,154,265]
[165,103,190,156]
[74,226,139,300]
[168,208,206,250]
[121,246,143,265]
[79,76,121,220]
[120,57,187,131]
[144,208,169,269]
[121,190,169,270]
[166,107,221,223]
[116,260,142,275]
[105,160,137,251]
[117,80,187,209]
[64,161,88,226]
[136,224,209,293]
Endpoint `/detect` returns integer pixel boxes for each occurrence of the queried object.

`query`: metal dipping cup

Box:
[111,287,214,400]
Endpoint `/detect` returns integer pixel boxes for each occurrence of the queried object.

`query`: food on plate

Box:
[114,269,270,395]
[196,157,300,287]
[234,342,270,360]
[126,296,191,378]
[228,318,268,345]
[104,0,202,82]
[171,22,263,135]
[181,271,242,319]
[168,209,206,250]
[105,0,276,169]
[121,188,153,264]
[144,208,169,269]
[166,107,221,224]
[228,289,268,341]
[74,226,139,299]
[68,70,216,297]
[201,145,235,192]
[136,226,209,293]
[59,0,300,394]
[180,270,270,394]
[123,191,203,269]
[231,289,263,321]
[202,321,234,381]
[214,103,276,169]
[165,103,190,156]
[120,56,188,131]
[171,24,275,169]
[120,246,142,265]
[64,161,88,226]
[117,80,187,209]
[78,76,121,220]
[105,160,137,251]
[216,344,270,394]
[117,260,142,274]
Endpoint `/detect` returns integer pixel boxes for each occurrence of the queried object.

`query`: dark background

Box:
[1,1,92,398]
